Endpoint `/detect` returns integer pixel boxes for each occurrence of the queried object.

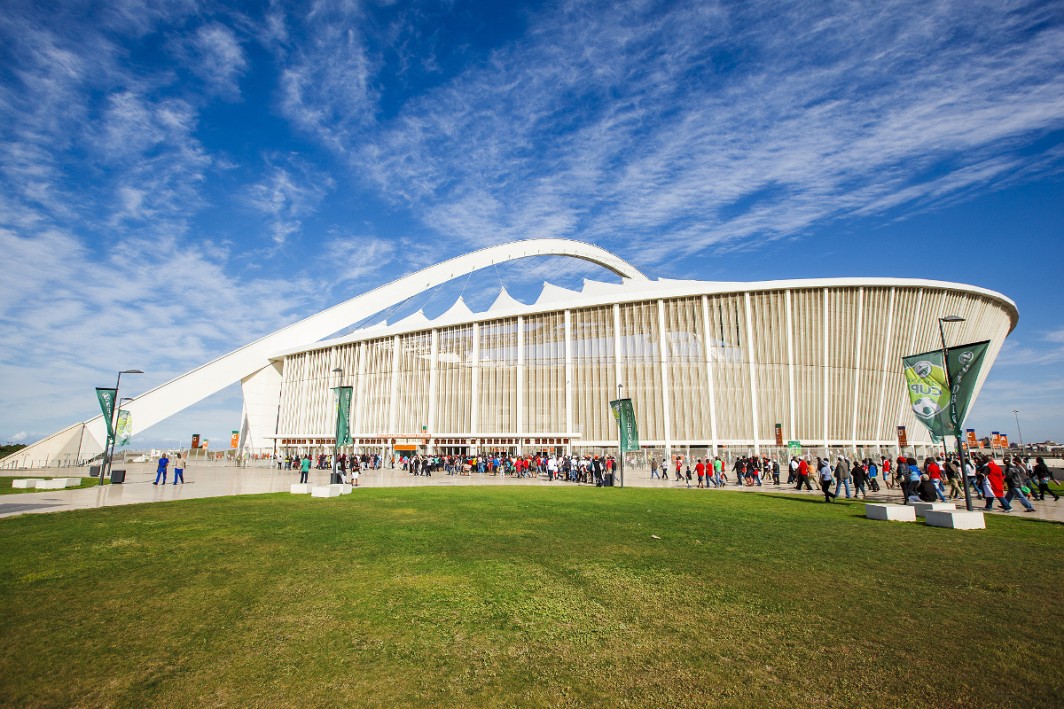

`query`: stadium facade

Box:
[2,239,1017,469]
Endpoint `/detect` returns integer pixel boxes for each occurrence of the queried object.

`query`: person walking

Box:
[1004,457,1037,513]
[852,460,868,499]
[819,458,836,502]
[172,452,186,485]
[299,454,311,484]
[983,456,1012,512]
[695,458,706,488]
[833,457,852,499]
[1033,457,1060,501]
[153,452,169,485]
[796,457,812,491]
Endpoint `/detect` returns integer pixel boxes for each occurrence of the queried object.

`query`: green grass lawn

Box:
[0,476,105,495]
[0,487,1060,707]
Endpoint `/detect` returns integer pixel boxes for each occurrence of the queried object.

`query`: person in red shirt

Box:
[983,456,1012,512]
[925,457,948,501]
[796,457,812,490]
[695,459,706,488]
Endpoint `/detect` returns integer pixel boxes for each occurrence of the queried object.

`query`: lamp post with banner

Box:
[97,370,142,485]
[937,316,972,512]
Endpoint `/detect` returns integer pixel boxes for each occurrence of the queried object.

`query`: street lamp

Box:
[102,370,143,485]
[331,367,343,483]
[616,383,625,488]
[1012,409,1025,457]
[937,316,972,511]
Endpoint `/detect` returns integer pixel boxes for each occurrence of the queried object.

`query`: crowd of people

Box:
[274,446,1060,511]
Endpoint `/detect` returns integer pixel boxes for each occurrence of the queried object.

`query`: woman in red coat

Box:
[983,457,1012,512]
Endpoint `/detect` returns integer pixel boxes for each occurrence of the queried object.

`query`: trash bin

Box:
[89,465,101,478]
[109,469,126,484]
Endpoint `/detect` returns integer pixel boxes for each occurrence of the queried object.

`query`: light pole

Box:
[102,370,142,485]
[1012,409,1025,457]
[617,383,624,488]
[332,367,343,483]
[937,316,971,512]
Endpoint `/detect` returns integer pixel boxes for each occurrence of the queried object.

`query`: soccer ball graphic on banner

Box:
[912,396,941,419]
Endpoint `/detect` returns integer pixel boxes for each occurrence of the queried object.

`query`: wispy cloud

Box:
[177,23,249,100]
[272,2,377,150]
[244,162,334,246]
[335,0,1064,260]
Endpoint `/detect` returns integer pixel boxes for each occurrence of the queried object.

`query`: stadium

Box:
[2,239,1018,468]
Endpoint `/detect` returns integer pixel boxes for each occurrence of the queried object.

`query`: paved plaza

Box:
[2,460,1062,523]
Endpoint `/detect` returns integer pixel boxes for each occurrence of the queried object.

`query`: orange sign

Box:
[774,423,783,446]
[897,426,908,448]
[1000,434,1009,447]
[230,430,239,449]
[966,429,978,447]
[992,432,1001,447]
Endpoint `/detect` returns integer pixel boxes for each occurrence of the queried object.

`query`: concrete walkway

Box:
[2,463,1063,523]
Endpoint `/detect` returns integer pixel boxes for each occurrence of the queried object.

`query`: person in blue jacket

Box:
[153,453,169,485]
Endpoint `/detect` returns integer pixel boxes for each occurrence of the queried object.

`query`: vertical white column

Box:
[516,316,524,455]
[851,288,864,453]
[898,289,924,453]
[785,289,796,443]
[471,322,480,437]
[353,344,367,436]
[822,288,830,456]
[564,310,573,438]
[700,295,719,456]
[428,329,438,436]
[744,291,760,456]
[874,288,896,449]
[613,304,622,398]
[388,335,401,434]
[657,299,672,460]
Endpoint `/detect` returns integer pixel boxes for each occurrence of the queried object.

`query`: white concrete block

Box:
[332,484,352,495]
[912,501,956,518]
[12,479,40,489]
[55,478,82,487]
[865,503,917,522]
[924,509,986,530]
[290,483,313,494]
[311,485,341,498]
[39,479,70,489]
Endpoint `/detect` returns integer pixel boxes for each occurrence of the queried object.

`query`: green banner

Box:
[902,340,991,439]
[96,387,117,440]
[609,398,640,452]
[333,386,353,446]
[945,340,990,436]
[115,410,132,446]
[901,350,952,438]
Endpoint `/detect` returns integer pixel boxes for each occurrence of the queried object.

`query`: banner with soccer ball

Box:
[901,340,989,439]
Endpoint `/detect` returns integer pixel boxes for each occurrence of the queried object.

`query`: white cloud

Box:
[244,163,334,246]
[186,24,248,99]
[321,235,397,283]
[274,4,377,149]
[9,432,28,442]
[332,0,1064,260]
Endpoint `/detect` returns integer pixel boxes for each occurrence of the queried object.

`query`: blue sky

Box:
[2,0,1063,448]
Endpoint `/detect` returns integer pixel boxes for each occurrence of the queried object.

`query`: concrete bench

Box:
[54,478,82,487]
[912,501,956,518]
[311,485,341,498]
[11,479,41,489]
[865,503,916,522]
[39,479,72,490]
[290,483,313,494]
[332,484,352,495]
[924,509,986,530]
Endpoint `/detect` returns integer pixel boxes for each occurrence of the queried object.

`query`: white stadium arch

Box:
[3,239,648,468]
